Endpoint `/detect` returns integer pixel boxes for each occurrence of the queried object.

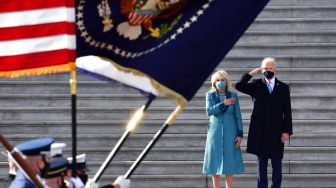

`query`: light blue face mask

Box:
[215,81,226,90]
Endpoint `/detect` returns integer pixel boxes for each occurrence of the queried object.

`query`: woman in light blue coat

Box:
[203,70,244,188]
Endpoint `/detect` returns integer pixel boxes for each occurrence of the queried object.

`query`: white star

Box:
[77,20,83,27]
[76,20,85,31]
[126,52,132,58]
[184,22,191,28]
[120,50,126,56]
[76,12,83,19]
[202,3,209,9]
[191,16,198,22]
[94,42,100,48]
[170,34,177,40]
[100,43,106,49]
[132,53,137,58]
[197,10,204,16]
[85,36,92,43]
[79,0,85,5]
[114,48,121,54]
[107,45,113,50]
[177,28,184,34]
[77,5,84,11]
[80,31,88,37]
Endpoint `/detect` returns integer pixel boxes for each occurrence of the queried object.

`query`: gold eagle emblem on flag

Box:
[116,0,187,40]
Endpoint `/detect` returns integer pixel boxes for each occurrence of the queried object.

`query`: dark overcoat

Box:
[235,73,293,158]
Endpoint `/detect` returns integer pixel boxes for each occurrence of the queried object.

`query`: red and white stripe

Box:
[128,12,155,26]
[0,0,76,71]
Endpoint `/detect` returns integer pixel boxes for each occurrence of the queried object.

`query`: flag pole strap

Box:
[70,70,77,177]
[0,134,44,188]
[92,99,153,182]
[124,104,185,179]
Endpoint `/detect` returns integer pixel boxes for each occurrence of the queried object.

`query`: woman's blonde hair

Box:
[210,70,234,92]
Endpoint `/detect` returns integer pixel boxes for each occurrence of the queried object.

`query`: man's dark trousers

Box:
[257,155,282,188]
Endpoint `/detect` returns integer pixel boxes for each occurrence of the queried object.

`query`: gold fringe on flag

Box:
[0,63,76,78]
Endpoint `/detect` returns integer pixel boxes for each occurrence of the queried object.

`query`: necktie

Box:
[267,82,273,93]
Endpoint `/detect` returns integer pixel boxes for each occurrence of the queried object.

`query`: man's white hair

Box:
[261,57,277,68]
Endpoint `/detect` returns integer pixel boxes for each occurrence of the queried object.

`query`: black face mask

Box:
[263,71,274,79]
[40,156,49,178]
[40,163,49,178]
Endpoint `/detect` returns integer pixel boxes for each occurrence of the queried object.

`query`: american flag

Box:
[0,0,76,78]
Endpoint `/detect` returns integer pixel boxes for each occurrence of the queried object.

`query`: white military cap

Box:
[50,143,66,157]
[67,154,89,171]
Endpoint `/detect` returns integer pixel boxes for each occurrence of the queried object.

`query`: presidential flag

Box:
[76,0,270,104]
[0,0,76,78]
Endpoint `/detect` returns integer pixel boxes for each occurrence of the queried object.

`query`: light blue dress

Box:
[203,91,244,175]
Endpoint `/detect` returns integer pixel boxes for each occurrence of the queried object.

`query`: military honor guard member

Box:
[44,157,68,188]
[9,137,54,188]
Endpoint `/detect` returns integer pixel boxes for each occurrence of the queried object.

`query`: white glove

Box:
[114,176,131,188]
[85,178,99,188]
[70,176,85,188]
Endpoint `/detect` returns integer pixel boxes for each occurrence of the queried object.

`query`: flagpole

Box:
[70,70,77,177]
[124,104,185,179]
[92,99,153,182]
[0,134,44,188]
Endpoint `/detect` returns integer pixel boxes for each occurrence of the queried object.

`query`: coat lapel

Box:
[262,77,271,95]
[212,92,221,104]
[271,78,280,96]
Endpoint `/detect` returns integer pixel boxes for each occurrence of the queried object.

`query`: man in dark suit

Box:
[235,57,293,188]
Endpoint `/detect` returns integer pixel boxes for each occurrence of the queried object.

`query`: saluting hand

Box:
[249,67,263,76]
[224,98,235,105]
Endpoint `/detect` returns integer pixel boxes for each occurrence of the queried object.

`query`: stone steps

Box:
[1,145,335,161]
[0,160,334,176]
[228,43,336,57]
[249,18,336,31]
[0,106,335,121]
[2,67,336,83]
[221,55,336,68]
[0,93,334,108]
[1,119,335,135]
[96,174,336,188]
[240,30,336,44]
[75,160,336,175]
[268,0,336,6]
[2,133,336,148]
[1,80,336,94]
[0,173,335,188]
[260,6,336,19]
[72,147,336,161]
